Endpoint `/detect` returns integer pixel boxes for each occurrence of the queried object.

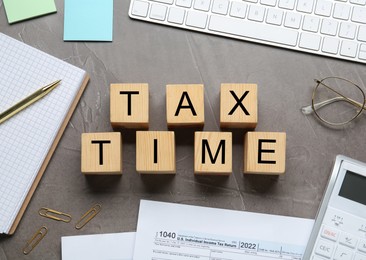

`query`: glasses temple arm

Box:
[301,97,366,115]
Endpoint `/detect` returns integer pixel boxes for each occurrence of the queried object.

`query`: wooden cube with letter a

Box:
[194,132,232,175]
[244,132,286,175]
[81,132,122,175]
[136,131,176,174]
[110,83,149,129]
[220,83,257,129]
[166,84,204,127]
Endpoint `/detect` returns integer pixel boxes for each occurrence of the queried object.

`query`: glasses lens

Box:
[313,77,365,125]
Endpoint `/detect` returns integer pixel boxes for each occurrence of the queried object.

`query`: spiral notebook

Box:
[0,33,89,235]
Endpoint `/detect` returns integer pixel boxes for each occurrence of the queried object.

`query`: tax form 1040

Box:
[133,200,314,260]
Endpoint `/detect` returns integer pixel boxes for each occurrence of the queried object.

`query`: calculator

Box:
[304,155,366,260]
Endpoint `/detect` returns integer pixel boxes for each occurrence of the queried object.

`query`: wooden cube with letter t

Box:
[220,83,257,129]
[81,132,122,175]
[136,131,176,174]
[110,83,149,129]
[244,132,286,175]
[166,84,204,127]
[194,132,232,175]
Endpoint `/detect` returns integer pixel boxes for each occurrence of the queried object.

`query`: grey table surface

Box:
[1,0,366,259]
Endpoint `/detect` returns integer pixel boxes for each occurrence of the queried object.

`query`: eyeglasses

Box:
[301,77,366,126]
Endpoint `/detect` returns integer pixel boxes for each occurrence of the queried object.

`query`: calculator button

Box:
[313,256,326,260]
[355,253,366,260]
[333,245,353,260]
[339,232,357,248]
[315,239,335,258]
[321,226,339,241]
[358,239,366,253]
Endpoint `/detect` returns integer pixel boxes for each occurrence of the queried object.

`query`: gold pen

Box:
[0,80,61,124]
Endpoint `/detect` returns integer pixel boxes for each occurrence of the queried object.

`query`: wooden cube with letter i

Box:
[110,83,149,129]
[166,84,204,127]
[244,132,286,175]
[194,131,232,175]
[220,83,257,129]
[136,131,176,174]
[81,132,122,175]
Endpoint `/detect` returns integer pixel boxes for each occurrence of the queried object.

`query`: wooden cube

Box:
[220,83,257,129]
[136,131,176,174]
[244,132,286,175]
[166,84,204,127]
[194,132,232,175]
[81,132,122,175]
[110,83,149,129]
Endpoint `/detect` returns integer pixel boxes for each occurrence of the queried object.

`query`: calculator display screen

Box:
[339,170,366,206]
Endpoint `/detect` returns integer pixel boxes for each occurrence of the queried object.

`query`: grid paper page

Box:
[0,33,86,234]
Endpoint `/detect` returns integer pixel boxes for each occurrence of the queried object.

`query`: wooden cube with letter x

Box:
[220,83,257,129]
[166,84,204,127]
[244,132,286,175]
[81,132,122,175]
[194,132,232,175]
[136,131,176,174]
[110,83,149,129]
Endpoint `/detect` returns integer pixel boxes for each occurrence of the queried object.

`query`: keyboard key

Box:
[333,246,353,260]
[303,15,320,32]
[260,0,277,6]
[284,12,302,29]
[176,0,193,8]
[194,0,211,11]
[339,232,358,249]
[208,15,298,46]
[230,1,247,18]
[278,0,295,10]
[355,253,366,260]
[315,0,333,17]
[299,32,321,50]
[132,0,150,17]
[248,5,266,22]
[321,18,338,35]
[150,0,173,4]
[321,226,339,241]
[352,6,366,24]
[150,4,167,21]
[186,10,208,28]
[168,7,185,24]
[212,0,229,15]
[359,25,366,42]
[358,239,366,253]
[333,3,351,20]
[297,0,314,13]
[339,22,357,39]
[350,0,366,5]
[266,8,284,25]
[314,239,335,258]
[340,40,358,57]
[322,37,340,54]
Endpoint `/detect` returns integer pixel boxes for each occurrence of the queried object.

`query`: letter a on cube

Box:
[244,132,286,175]
[194,132,232,175]
[166,84,204,127]
[110,83,149,129]
[81,132,122,175]
[136,131,176,174]
[220,84,257,129]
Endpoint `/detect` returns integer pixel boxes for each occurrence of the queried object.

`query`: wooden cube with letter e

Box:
[244,132,286,175]
[220,83,257,129]
[136,131,176,174]
[81,132,122,175]
[166,84,204,127]
[194,131,232,175]
[110,83,149,129]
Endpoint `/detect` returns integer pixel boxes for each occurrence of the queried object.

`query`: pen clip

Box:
[75,204,102,230]
[38,207,72,223]
[23,226,48,255]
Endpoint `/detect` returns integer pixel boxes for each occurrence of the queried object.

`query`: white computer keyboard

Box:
[128,0,366,64]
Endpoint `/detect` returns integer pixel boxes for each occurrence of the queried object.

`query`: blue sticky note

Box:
[64,0,113,41]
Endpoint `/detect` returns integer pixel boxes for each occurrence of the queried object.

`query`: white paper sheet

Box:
[133,200,314,260]
[62,232,135,260]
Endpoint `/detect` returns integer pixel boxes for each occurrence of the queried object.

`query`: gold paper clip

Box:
[23,226,48,255]
[75,204,101,230]
[38,207,72,223]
